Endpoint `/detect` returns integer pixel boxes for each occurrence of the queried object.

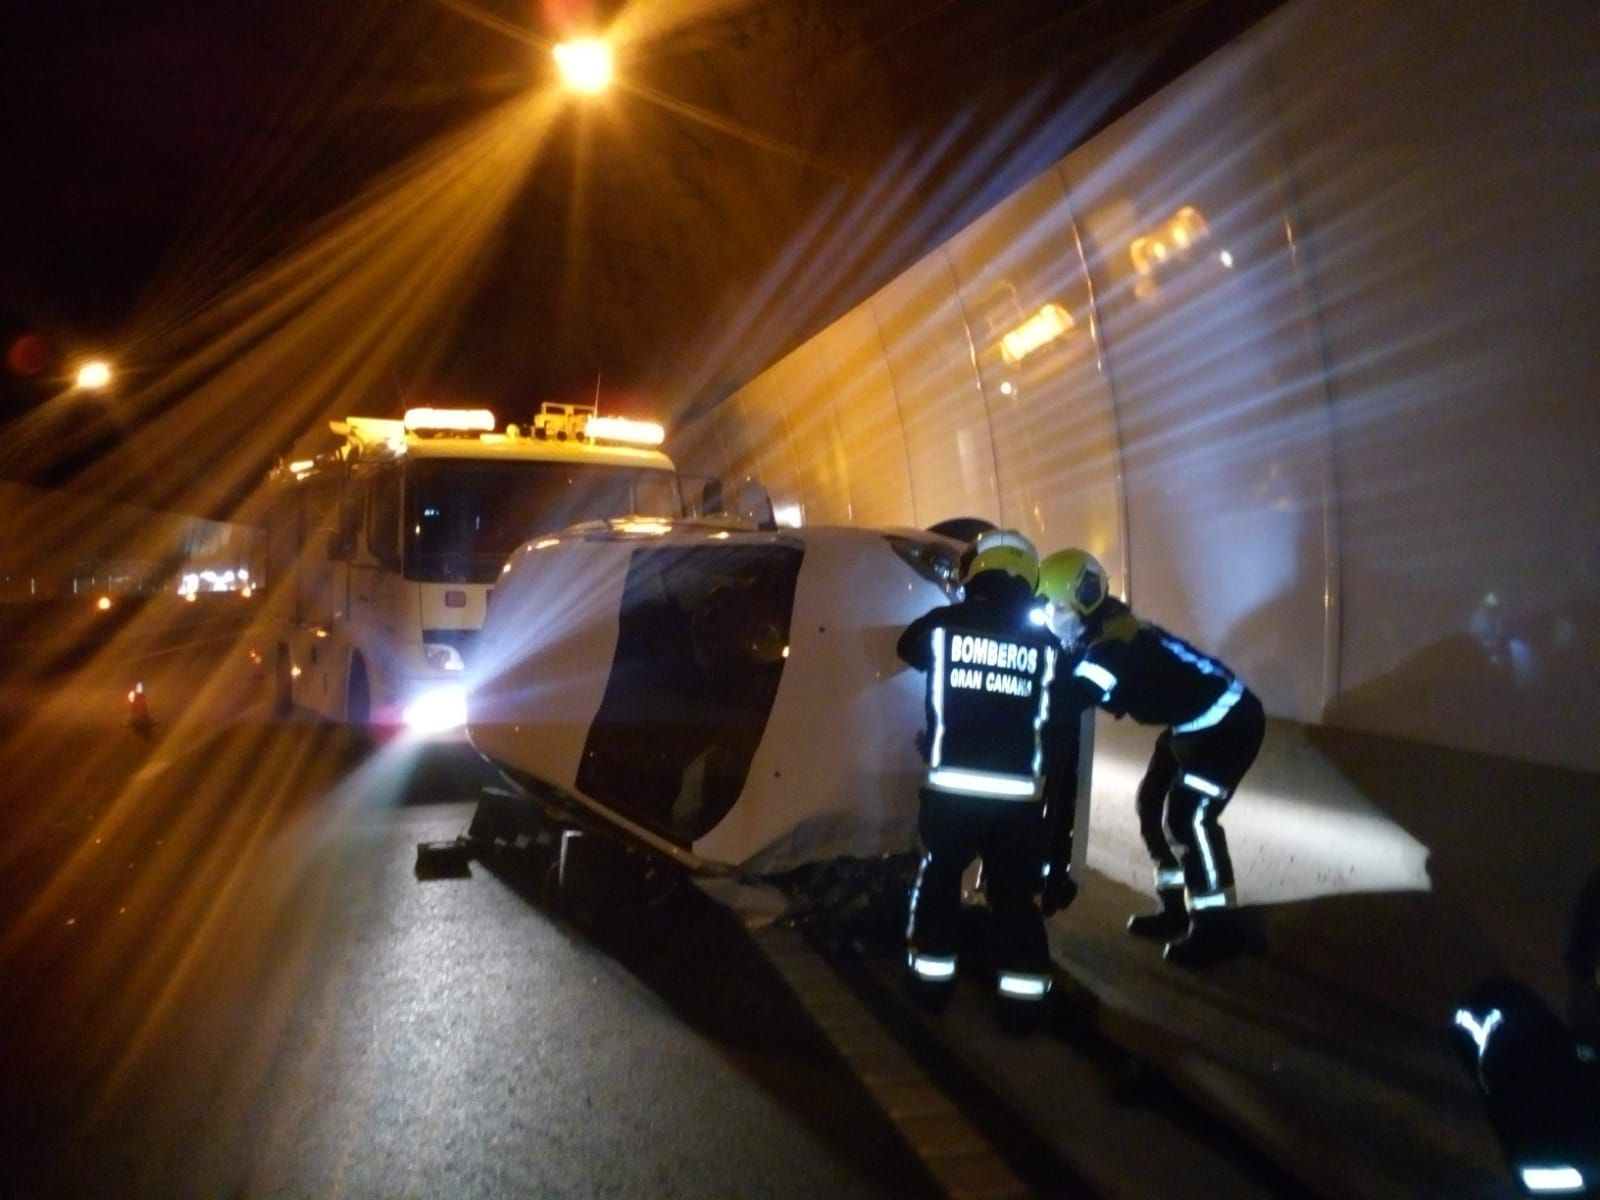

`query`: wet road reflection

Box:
[0,603,936,1198]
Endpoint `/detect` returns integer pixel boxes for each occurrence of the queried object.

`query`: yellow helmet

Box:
[1037,548,1109,616]
[962,529,1039,588]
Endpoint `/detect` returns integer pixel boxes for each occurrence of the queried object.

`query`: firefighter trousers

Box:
[1135,689,1264,904]
[907,789,1051,984]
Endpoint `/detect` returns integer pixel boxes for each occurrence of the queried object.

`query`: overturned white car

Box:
[464,519,968,880]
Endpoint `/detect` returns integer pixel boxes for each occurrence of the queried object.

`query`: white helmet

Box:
[962,529,1040,588]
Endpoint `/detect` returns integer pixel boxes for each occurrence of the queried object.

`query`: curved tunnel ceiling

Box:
[0,0,1280,517]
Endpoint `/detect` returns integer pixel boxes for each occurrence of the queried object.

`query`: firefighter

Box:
[1566,866,1600,1059]
[1451,867,1600,1195]
[897,529,1063,1029]
[1036,548,1265,967]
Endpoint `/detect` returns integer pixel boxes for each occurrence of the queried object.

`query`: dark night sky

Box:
[0,0,1279,515]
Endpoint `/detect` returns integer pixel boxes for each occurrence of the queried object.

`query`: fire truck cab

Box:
[260,403,691,733]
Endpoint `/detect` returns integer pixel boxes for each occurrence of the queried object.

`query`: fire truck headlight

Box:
[422,643,466,671]
[403,686,467,732]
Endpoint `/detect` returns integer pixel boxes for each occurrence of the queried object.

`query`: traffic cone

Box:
[128,681,153,736]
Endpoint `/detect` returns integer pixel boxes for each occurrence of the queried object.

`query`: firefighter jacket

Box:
[1052,597,1244,734]
[898,577,1062,801]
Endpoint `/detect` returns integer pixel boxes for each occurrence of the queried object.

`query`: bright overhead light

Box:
[75,360,113,390]
[554,39,613,94]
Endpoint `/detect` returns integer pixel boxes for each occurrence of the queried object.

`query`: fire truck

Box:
[260,403,696,733]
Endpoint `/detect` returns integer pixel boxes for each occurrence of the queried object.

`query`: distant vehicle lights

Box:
[403,686,468,733]
[177,567,252,597]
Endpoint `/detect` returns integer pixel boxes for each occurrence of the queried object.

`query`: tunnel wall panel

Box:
[731,374,802,513]
[765,342,854,526]
[686,0,1600,773]
[813,306,916,528]
[941,171,1128,580]
[869,255,1000,529]
[1258,0,1600,768]
[1058,41,1335,725]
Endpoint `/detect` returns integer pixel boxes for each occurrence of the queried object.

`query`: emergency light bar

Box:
[586,415,665,446]
[404,407,496,433]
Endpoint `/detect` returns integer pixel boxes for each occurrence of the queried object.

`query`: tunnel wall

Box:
[679,0,1600,1017]
[0,481,257,600]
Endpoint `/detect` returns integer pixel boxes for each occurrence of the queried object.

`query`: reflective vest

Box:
[924,624,1058,800]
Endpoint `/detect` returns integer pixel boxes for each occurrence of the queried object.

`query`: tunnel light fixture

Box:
[1000,303,1074,364]
[1130,205,1210,278]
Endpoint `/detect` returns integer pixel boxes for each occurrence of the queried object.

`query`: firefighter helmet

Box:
[1038,548,1109,616]
[962,529,1039,588]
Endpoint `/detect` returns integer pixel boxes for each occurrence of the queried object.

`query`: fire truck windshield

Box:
[406,459,682,582]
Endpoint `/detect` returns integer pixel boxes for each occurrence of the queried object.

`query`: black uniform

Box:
[897,572,1062,1005]
[1052,596,1263,910]
[1452,868,1600,1193]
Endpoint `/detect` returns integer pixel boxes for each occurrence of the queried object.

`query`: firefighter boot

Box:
[904,972,955,1016]
[1163,907,1244,968]
[994,993,1045,1036]
[1127,887,1188,941]
[904,950,957,1015]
